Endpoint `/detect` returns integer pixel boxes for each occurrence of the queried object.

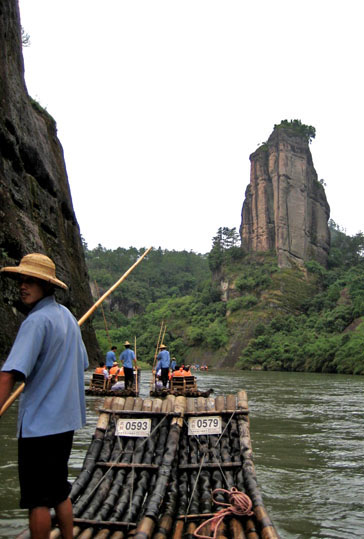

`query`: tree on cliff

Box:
[208,227,241,271]
[274,119,316,143]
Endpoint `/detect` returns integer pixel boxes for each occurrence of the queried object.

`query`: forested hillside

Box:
[85,222,364,375]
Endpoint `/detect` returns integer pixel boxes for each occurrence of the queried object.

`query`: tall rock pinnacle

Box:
[240,123,330,268]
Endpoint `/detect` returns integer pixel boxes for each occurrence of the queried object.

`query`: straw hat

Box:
[124,340,131,346]
[160,344,166,349]
[113,361,118,366]
[1,253,68,290]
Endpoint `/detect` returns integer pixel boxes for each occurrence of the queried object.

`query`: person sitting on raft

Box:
[109,361,120,376]
[173,365,192,377]
[95,361,108,379]
[172,366,185,377]
[111,380,124,391]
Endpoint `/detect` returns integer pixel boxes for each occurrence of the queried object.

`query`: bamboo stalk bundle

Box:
[74,402,128,521]
[106,397,168,529]
[97,399,143,523]
[73,398,139,539]
[195,397,213,515]
[152,447,179,539]
[170,407,190,539]
[70,399,115,503]
[134,397,187,539]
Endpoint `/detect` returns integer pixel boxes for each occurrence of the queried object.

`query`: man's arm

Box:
[0,371,17,411]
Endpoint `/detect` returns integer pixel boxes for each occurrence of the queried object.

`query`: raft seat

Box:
[170,375,197,392]
[89,373,109,391]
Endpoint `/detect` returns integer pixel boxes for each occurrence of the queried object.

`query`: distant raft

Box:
[86,369,141,397]
[55,391,278,539]
[150,373,214,398]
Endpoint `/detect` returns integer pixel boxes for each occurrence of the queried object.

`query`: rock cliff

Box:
[240,124,330,267]
[0,0,100,361]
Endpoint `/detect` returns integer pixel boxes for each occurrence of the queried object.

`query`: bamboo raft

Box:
[149,387,214,398]
[150,373,214,399]
[49,391,278,538]
[86,370,141,397]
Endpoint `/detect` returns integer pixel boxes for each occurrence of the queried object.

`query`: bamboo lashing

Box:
[0,246,152,417]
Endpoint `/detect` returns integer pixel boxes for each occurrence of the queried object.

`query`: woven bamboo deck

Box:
[52,392,279,538]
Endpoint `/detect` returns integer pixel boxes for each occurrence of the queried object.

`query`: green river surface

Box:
[0,370,363,538]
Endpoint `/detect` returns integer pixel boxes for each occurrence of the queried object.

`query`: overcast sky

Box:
[18,0,364,254]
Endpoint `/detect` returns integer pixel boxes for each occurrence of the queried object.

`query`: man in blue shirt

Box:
[120,340,136,389]
[105,345,117,371]
[0,253,88,539]
[156,344,171,387]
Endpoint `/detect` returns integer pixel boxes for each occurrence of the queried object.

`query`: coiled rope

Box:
[193,487,254,539]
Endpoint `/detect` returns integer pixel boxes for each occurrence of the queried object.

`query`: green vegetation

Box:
[85,221,364,375]
[85,245,226,363]
[274,119,316,143]
[237,220,364,374]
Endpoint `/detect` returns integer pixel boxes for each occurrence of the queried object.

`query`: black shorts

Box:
[18,430,74,509]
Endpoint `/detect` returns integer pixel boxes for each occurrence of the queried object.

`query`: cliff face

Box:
[0,0,100,361]
[240,126,330,267]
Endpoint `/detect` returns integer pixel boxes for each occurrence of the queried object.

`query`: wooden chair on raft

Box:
[89,373,109,391]
[170,375,197,392]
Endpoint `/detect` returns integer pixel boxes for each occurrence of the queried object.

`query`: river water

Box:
[0,370,363,538]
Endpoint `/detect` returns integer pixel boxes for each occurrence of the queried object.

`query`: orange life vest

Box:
[109,366,119,375]
[95,367,105,374]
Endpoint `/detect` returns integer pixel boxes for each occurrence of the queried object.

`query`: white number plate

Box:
[188,416,222,436]
[116,418,151,437]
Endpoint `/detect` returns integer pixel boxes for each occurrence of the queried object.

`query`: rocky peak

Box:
[240,123,330,268]
[0,0,100,361]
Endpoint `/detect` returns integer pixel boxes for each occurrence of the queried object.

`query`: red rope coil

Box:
[193,487,254,539]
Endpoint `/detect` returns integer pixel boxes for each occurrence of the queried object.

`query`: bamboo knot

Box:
[193,487,253,539]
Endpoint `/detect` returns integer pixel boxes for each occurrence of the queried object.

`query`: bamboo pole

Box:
[95,280,111,346]
[160,324,167,347]
[134,336,138,395]
[149,320,165,393]
[78,247,152,326]
[0,247,152,417]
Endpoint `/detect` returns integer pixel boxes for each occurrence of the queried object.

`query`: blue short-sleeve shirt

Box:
[1,296,89,438]
[156,350,171,368]
[120,348,135,369]
[105,350,116,367]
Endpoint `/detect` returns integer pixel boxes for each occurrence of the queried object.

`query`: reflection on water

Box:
[1,370,363,538]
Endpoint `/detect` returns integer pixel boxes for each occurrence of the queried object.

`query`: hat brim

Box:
[1,267,68,290]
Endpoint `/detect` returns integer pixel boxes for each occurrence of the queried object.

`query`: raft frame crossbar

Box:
[96,461,244,470]
[98,408,249,416]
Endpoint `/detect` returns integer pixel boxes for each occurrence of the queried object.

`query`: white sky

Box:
[18,0,364,254]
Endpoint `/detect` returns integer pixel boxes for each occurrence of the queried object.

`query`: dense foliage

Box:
[274,119,316,143]
[238,221,364,374]
[84,245,226,364]
[85,221,364,375]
